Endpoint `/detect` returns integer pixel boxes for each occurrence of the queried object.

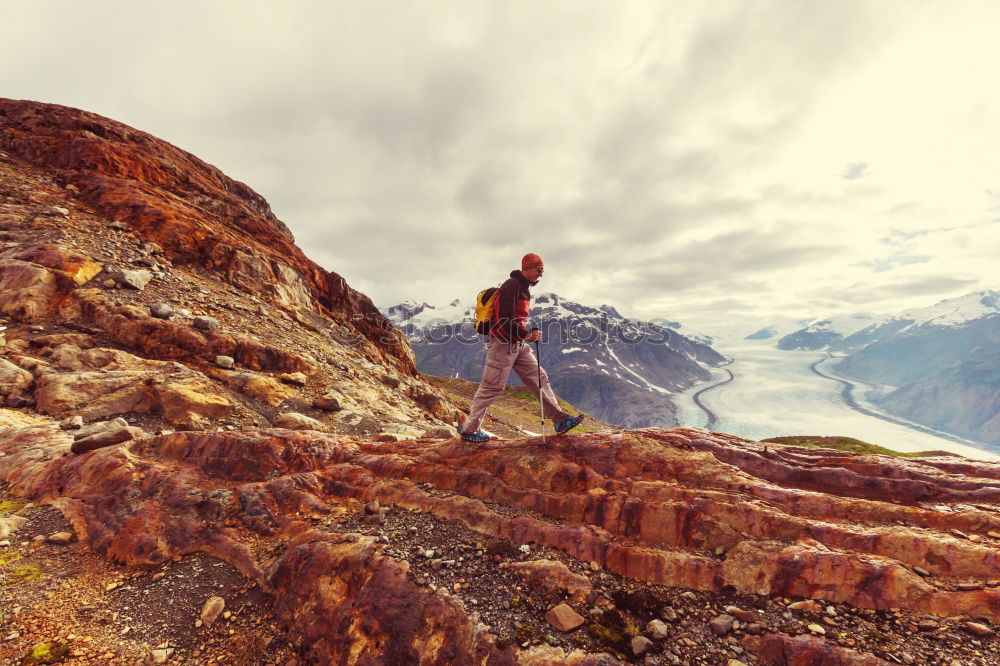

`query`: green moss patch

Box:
[0,499,27,514]
[22,641,70,665]
[761,435,940,458]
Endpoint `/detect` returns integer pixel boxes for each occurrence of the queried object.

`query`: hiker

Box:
[460,253,585,442]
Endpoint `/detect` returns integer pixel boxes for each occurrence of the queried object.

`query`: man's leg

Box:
[462,338,517,433]
[511,343,571,425]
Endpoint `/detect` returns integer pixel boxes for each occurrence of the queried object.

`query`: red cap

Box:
[521,253,544,270]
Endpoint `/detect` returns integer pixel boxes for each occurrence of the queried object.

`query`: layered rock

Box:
[2,423,999,662]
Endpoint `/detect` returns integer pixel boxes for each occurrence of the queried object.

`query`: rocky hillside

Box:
[387,293,728,429]
[0,98,465,441]
[2,100,1000,665]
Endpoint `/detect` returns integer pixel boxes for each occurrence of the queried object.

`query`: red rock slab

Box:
[742,632,893,665]
[722,539,1000,621]
[71,289,314,374]
[501,560,593,602]
[267,530,511,664]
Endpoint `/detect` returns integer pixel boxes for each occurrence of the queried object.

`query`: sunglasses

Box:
[529,265,545,273]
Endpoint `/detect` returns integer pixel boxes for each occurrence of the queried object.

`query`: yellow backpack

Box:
[474,287,500,335]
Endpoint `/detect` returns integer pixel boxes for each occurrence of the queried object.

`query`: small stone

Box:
[519,544,531,554]
[52,206,70,216]
[193,315,220,331]
[631,635,653,656]
[957,582,983,591]
[825,606,837,617]
[964,621,994,637]
[3,632,18,642]
[728,661,748,666]
[724,606,758,623]
[788,600,821,613]
[152,572,165,582]
[118,269,152,290]
[200,596,226,627]
[71,425,140,454]
[422,426,459,439]
[143,242,164,255]
[149,303,174,319]
[660,606,678,622]
[745,623,764,635]
[646,619,669,639]
[102,278,117,289]
[914,566,930,577]
[900,653,915,665]
[710,614,736,636]
[106,582,120,591]
[546,603,585,632]
[952,529,969,539]
[589,561,600,572]
[215,355,235,369]
[59,416,84,430]
[150,648,173,664]
[313,392,342,411]
[364,500,381,515]
[46,531,74,545]
[987,531,1000,539]
[917,619,939,632]
[807,623,826,635]
[279,372,308,386]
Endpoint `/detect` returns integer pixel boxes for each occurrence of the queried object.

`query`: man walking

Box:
[460,253,585,442]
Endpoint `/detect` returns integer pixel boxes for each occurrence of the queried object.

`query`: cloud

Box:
[2,1,998,337]
[842,162,870,179]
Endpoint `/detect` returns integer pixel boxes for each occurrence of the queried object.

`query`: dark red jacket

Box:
[491,270,535,341]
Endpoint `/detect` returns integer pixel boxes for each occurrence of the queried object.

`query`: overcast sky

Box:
[3,1,998,337]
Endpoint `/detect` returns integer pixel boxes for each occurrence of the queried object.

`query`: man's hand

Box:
[524,330,542,343]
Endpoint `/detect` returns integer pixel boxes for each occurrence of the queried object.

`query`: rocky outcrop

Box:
[0,98,412,374]
[2,423,999,662]
[0,100,466,435]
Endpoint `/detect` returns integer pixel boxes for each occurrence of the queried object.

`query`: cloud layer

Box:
[3,1,998,336]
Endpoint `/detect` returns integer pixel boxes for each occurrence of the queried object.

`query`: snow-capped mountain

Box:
[777,312,891,351]
[745,326,777,340]
[384,292,729,428]
[829,290,1000,445]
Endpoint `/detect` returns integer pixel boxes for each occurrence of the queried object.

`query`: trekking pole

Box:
[534,337,545,445]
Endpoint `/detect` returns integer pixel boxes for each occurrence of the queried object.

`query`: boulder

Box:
[215,355,235,369]
[273,412,326,431]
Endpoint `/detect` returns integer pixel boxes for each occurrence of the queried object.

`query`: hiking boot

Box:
[555,414,585,435]
[460,429,490,443]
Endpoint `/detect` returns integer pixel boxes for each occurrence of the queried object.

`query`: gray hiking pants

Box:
[462,337,571,434]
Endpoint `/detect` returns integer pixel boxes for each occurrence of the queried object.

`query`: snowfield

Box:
[674,339,999,461]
